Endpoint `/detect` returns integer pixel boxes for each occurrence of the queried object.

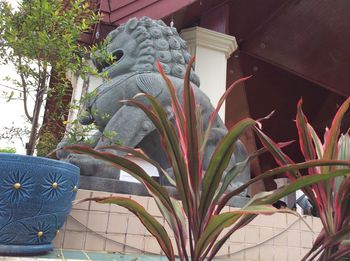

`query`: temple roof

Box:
[82,0,350,97]
[99,0,196,25]
[80,0,197,44]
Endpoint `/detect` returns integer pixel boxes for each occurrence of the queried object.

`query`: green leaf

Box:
[296,99,316,161]
[153,197,187,260]
[341,239,350,246]
[254,127,299,179]
[217,159,350,211]
[214,141,295,209]
[98,144,175,186]
[125,96,191,215]
[260,169,350,204]
[214,158,250,205]
[156,61,185,142]
[253,127,320,204]
[200,76,251,157]
[322,97,350,171]
[169,198,188,257]
[328,246,350,261]
[194,205,287,260]
[335,133,350,194]
[337,133,350,166]
[307,123,324,159]
[199,118,256,219]
[94,196,175,261]
[183,57,201,193]
[318,226,350,260]
[208,204,298,260]
[64,145,175,215]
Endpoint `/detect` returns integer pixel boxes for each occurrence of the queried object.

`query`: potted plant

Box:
[0,0,99,254]
[0,153,79,254]
[259,97,350,260]
[0,0,99,155]
[66,59,350,260]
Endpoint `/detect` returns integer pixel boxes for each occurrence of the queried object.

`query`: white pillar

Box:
[65,59,103,130]
[181,27,237,120]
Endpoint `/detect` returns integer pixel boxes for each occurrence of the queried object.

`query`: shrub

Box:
[64,60,350,260]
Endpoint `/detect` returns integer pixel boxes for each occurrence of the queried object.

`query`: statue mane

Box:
[107,16,200,86]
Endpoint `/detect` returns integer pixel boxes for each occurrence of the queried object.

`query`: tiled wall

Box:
[54,189,323,261]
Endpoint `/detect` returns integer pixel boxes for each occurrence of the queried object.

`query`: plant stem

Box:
[26,65,46,155]
[18,56,33,122]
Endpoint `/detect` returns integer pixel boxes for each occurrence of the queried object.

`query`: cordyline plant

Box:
[65,59,350,261]
[257,97,350,261]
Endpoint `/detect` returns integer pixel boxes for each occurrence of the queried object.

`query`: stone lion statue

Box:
[59,17,250,194]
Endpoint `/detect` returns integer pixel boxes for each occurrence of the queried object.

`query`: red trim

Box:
[110,0,139,11]
[109,0,160,23]
[99,0,197,25]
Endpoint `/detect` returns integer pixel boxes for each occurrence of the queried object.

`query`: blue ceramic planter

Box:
[0,153,79,255]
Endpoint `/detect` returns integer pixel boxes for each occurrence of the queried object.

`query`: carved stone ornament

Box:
[58,17,250,196]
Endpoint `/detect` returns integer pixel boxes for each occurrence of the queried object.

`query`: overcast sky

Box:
[0,0,27,154]
[0,64,29,154]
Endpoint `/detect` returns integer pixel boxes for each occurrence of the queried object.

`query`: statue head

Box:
[92,16,200,86]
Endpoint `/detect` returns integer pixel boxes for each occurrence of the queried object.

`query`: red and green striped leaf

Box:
[65,145,175,212]
[94,196,175,261]
[322,97,350,171]
[334,133,350,195]
[296,99,316,161]
[98,144,175,186]
[156,61,186,153]
[200,76,251,157]
[153,197,187,261]
[254,127,299,179]
[194,205,289,260]
[208,205,298,260]
[199,118,256,220]
[125,96,191,215]
[214,158,250,205]
[253,127,319,204]
[216,159,350,212]
[338,133,350,163]
[214,140,295,208]
[328,246,350,261]
[183,57,201,193]
[259,169,350,205]
[307,123,324,159]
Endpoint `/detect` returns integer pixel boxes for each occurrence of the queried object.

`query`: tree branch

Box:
[26,63,47,155]
[18,56,33,122]
[0,83,23,92]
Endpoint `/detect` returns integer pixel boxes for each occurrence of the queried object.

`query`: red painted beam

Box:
[99,0,197,25]
[109,0,160,23]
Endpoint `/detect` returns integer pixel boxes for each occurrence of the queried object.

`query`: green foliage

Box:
[0,147,16,153]
[0,124,30,146]
[254,97,350,260]
[63,61,350,260]
[0,0,99,155]
[0,0,99,72]
[293,98,350,260]
[64,119,97,145]
[36,131,59,157]
[89,36,115,75]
